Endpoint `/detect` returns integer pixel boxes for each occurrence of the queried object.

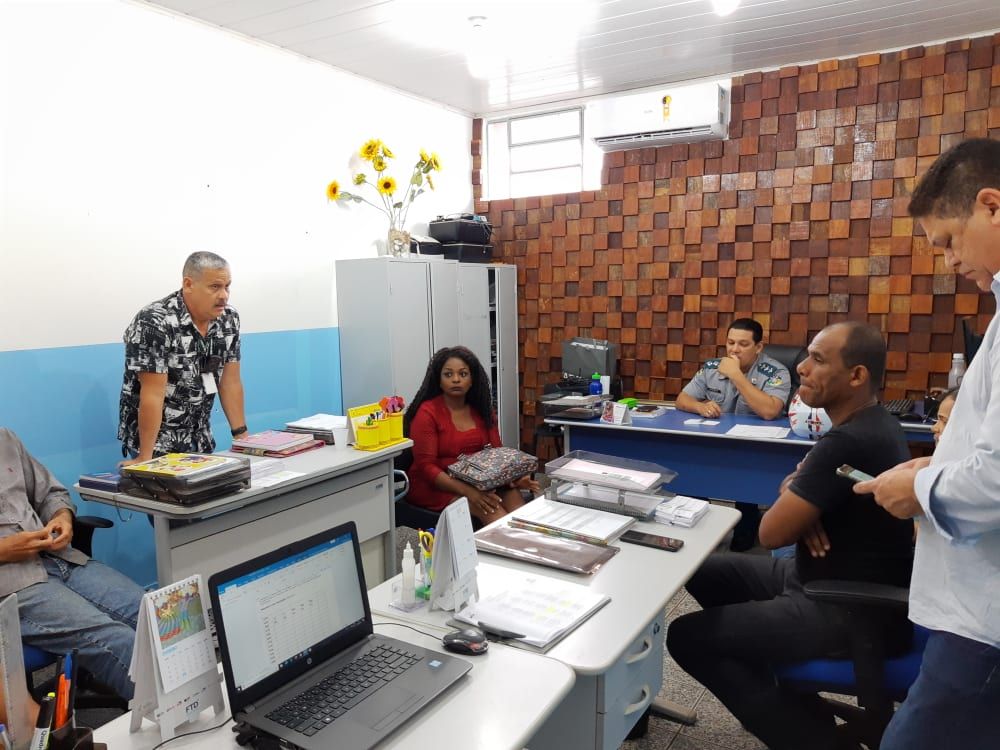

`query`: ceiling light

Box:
[711,0,741,16]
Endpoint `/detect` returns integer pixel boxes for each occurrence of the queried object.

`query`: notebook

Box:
[207,522,470,750]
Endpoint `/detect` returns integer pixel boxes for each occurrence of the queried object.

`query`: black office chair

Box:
[392,447,441,530]
[24,515,128,710]
[762,344,808,410]
[963,317,984,365]
[532,383,566,463]
[774,580,928,750]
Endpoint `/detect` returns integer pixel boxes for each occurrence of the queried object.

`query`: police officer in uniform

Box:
[676,318,791,550]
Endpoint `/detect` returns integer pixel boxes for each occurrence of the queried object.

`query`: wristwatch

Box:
[231,425,248,437]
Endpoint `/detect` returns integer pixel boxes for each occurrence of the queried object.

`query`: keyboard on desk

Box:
[265,644,421,737]
[883,398,915,417]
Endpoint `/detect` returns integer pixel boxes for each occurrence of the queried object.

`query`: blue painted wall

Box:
[0,327,341,587]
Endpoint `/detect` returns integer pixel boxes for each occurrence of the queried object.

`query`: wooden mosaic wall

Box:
[471,34,1000,448]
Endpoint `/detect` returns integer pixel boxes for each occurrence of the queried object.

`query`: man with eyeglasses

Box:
[118,251,247,464]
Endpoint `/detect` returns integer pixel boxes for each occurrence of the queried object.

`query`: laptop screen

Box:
[213,528,367,698]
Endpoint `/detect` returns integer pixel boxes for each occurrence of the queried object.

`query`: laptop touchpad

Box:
[354,686,419,729]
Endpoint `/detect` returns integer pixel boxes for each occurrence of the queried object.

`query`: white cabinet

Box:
[336,257,520,446]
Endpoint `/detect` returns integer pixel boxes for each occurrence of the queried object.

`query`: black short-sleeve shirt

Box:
[790,404,913,586]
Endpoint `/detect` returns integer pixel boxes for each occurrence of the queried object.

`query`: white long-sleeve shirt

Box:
[912,273,1000,647]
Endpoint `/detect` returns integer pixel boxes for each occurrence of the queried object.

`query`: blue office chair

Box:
[23,515,127,710]
[775,579,927,749]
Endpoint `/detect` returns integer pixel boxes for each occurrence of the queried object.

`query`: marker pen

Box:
[29,694,55,750]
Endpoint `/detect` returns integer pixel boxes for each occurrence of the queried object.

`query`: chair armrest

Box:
[74,515,114,530]
[803,580,909,610]
[393,470,410,502]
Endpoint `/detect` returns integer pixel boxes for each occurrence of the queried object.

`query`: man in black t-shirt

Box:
[665,322,913,750]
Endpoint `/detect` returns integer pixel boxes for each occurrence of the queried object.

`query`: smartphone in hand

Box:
[836,464,875,483]
[619,530,684,552]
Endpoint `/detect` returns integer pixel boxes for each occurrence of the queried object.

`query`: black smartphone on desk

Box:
[619,530,684,552]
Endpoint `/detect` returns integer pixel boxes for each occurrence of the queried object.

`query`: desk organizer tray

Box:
[120,453,251,505]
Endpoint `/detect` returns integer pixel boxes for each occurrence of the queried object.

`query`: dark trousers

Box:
[881,630,1000,749]
[667,554,851,750]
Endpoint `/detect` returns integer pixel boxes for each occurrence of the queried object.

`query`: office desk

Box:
[547,411,933,506]
[77,442,410,588]
[94,614,575,750]
[368,504,740,750]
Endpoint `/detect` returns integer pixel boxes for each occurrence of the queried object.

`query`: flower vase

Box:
[387,228,411,257]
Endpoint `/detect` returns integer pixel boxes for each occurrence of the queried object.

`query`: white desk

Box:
[76,442,410,588]
[94,615,575,750]
[368,504,740,750]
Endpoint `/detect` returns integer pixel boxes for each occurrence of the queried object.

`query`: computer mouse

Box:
[442,627,489,656]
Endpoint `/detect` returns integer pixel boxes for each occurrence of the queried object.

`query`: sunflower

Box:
[428,152,442,171]
[360,139,382,161]
[377,176,397,195]
[420,148,430,164]
[353,173,366,185]
[326,180,341,201]
[372,155,387,172]
[382,144,394,159]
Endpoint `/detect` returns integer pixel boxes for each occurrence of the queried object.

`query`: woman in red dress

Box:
[403,346,539,524]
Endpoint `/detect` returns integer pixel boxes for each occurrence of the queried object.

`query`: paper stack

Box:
[285,413,348,444]
[655,495,710,528]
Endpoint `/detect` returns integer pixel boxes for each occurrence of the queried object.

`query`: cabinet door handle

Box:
[623,685,652,717]
[625,637,653,664]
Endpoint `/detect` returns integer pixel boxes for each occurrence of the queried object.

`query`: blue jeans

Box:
[881,629,1000,750]
[17,555,144,700]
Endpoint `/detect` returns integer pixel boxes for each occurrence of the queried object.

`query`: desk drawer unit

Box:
[598,612,664,748]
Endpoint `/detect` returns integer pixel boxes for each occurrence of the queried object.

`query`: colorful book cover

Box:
[123,453,236,478]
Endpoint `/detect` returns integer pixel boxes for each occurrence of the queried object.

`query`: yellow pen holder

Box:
[377,419,391,445]
[388,412,403,440]
[356,424,380,449]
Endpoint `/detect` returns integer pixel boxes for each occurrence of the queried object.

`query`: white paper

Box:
[455,575,610,648]
[725,425,791,439]
[144,576,216,694]
[429,498,479,612]
[511,498,633,542]
[251,470,306,488]
[549,457,660,491]
[683,418,719,426]
[285,413,347,430]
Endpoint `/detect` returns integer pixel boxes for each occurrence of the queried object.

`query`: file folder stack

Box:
[654,495,709,528]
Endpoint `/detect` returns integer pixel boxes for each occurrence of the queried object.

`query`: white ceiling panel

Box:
[143,0,1000,115]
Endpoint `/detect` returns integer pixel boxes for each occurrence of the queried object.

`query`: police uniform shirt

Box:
[118,289,241,456]
[681,353,791,416]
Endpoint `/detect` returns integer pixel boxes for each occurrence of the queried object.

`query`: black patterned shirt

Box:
[118,290,241,456]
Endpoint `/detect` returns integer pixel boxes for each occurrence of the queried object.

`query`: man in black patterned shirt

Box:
[118,252,248,463]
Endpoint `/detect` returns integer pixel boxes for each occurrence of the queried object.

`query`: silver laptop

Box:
[208,522,471,749]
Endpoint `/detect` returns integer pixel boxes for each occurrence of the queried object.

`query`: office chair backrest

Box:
[762,344,808,410]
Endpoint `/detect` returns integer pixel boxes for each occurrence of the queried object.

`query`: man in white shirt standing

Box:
[856,138,1000,749]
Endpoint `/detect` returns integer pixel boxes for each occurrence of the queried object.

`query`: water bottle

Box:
[589,372,602,395]
[947,353,966,389]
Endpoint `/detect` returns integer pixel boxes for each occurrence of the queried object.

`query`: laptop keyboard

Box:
[884,398,915,416]
[265,644,422,737]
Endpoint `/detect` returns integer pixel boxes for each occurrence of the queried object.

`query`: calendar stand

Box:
[128,575,224,742]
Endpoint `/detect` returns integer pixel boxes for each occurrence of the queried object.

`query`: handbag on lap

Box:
[448,445,538,491]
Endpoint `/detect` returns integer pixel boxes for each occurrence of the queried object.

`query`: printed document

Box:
[549,457,661,492]
[726,425,791,439]
[511,498,633,543]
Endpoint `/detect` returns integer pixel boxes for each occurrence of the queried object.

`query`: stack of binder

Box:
[230,430,323,457]
[120,454,251,505]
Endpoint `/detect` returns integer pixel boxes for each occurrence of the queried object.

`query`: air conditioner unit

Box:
[585,82,729,151]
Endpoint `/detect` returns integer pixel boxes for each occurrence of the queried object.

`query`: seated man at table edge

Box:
[675,317,791,421]
[403,346,539,525]
[0,428,145,703]
[665,322,914,750]
[118,251,247,465]
[676,317,791,549]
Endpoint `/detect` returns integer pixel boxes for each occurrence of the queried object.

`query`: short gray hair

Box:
[182,251,229,279]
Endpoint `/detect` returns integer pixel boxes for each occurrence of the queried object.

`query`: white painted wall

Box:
[0,0,472,351]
